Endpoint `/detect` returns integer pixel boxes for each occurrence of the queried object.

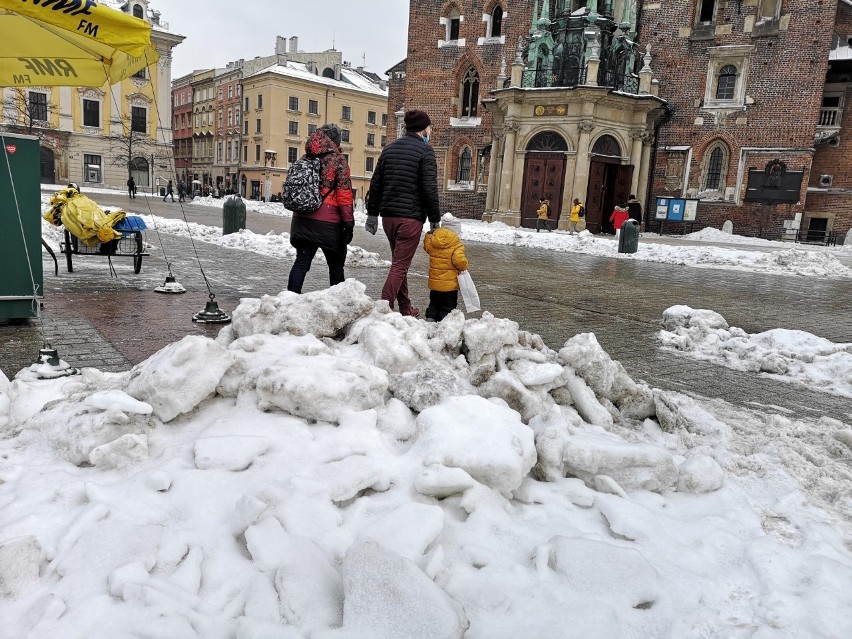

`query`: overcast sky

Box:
[155,0,410,78]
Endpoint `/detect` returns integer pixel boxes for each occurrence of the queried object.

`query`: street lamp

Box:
[264,149,277,202]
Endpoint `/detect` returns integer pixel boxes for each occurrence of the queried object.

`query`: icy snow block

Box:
[414,464,477,499]
[563,370,613,429]
[677,455,724,494]
[660,305,728,334]
[390,365,474,412]
[360,320,420,374]
[478,370,550,422]
[108,561,150,600]
[318,455,390,503]
[0,535,41,598]
[546,536,658,609]
[561,431,678,493]
[559,333,655,420]
[257,354,388,423]
[341,541,468,639]
[83,389,153,415]
[414,396,535,497]
[226,280,375,343]
[0,369,13,434]
[126,335,233,423]
[357,503,445,562]
[194,435,271,471]
[462,312,519,364]
[89,433,149,468]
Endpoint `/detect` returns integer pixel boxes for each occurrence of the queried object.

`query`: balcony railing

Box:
[819,107,841,127]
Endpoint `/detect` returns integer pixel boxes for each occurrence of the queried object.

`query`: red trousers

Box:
[381,216,424,312]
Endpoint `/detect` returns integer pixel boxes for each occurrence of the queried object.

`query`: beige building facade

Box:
[239,63,388,202]
[0,1,183,192]
[190,69,216,193]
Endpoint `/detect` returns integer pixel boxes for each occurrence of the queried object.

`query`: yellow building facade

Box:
[239,63,388,202]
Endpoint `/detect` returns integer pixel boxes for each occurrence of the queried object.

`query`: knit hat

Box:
[404,109,431,132]
[319,123,342,147]
[441,212,461,235]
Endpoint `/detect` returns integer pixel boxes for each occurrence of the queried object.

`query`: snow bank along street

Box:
[2,282,851,638]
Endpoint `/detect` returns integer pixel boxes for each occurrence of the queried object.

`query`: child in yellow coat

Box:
[423,212,469,322]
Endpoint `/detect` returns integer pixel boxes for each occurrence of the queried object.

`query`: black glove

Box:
[341,223,354,246]
[365,215,378,235]
[430,221,440,232]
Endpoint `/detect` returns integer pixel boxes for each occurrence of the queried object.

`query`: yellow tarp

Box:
[44,187,125,246]
[0,1,158,87]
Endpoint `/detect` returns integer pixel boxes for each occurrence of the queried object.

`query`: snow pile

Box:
[1,281,852,637]
[658,305,852,398]
[682,227,779,246]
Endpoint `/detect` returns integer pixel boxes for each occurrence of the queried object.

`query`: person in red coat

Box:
[609,203,630,242]
[287,124,355,293]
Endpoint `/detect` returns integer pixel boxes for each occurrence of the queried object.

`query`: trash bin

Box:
[159,187,166,197]
[0,133,42,320]
[618,219,640,254]
[223,194,247,235]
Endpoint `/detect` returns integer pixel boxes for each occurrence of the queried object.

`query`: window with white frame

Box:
[700,142,730,196]
[366,156,375,173]
[367,133,375,146]
[288,120,298,136]
[447,8,461,41]
[487,5,504,39]
[289,96,299,111]
[217,142,222,162]
[341,128,350,143]
[228,86,233,99]
[704,46,752,108]
[228,109,232,126]
[367,110,377,125]
[83,98,100,127]
[83,153,101,182]
[288,147,298,164]
[308,99,319,115]
[460,67,480,117]
[697,0,717,24]
[342,105,352,121]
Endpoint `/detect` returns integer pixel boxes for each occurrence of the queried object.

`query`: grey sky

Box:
[154,0,410,78]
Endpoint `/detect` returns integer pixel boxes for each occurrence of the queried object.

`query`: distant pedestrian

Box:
[610,202,630,241]
[127,176,136,199]
[287,124,355,293]
[178,180,187,202]
[423,212,468,322]
[568,198,584,234]
[366,109,441,318]
[627,194,643,227]
[164,180,175,202]
[536,198,552,232]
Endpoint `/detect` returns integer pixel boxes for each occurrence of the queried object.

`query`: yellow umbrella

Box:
[0,0,158,87]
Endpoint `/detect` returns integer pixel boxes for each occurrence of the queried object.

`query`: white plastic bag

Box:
[457,271,480,312]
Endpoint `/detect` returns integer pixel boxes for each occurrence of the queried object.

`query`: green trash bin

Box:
[618,219,640,254]
[223,194,247,235]
[0,133,42,320]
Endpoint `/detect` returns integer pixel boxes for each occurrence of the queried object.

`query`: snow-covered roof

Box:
[247,62,388,97]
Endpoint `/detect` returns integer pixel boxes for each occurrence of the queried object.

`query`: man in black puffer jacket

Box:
[366,110,441,317]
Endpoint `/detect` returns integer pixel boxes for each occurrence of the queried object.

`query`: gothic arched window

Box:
[715,65,737,100]
[490,6,503,38]
[701,143,729,193]
[457,147,472,182]
[460,68,480,117]
[132,4,144,19]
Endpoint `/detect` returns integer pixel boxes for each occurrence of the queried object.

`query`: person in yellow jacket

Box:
[423,212,469,322]
[536,198,553,232]
[568,198,585,235]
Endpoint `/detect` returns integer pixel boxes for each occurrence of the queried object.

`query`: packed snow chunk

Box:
[359,319,420,374]
[146,471,172,492]
[376,397,416,442]
[660,305,729,333]
[478,370,551,422]
[0,370,13,433]
[194,435,271,471]
[126,335,232,422]
[340,541,468,639]
[506,357,565,388]
[559,333,655,419]
[652,391,730,441]
[563,370,614,429]
[318,455,391,503]
[257,354,388,423]
[597,494,658,541]
[835,429,852,450]
[83,389,152,415]
[414,464,477,499]
[562,431,678,493]
[358,503,445,562]
[462,312,519,364]
[390,365,475,413]
[414,396,536,496]
[89,433,149,468]
[546,536,659,609]
[0,535,41,598]
[677,455,724,494]
[225,280,375,343]
[108,561,150,600]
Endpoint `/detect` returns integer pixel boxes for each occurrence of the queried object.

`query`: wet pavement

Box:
[2,192,851,424]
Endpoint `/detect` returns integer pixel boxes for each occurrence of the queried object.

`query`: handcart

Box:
[61,216,149,274]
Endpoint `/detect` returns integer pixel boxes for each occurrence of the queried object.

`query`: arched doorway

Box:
[39,146,55,184]
[586,134,633,234]
[130,156,150,188]
[520,131,568,228]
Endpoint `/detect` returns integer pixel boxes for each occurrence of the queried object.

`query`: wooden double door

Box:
[585,160,633,234]
[520,153,566,228]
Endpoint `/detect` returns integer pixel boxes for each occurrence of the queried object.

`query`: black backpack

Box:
[578,205,585,218]
[282,156,327,213]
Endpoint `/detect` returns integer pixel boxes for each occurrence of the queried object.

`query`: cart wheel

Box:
[134,232,143,273]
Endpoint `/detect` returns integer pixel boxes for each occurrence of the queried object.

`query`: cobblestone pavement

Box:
[2,193,850,424]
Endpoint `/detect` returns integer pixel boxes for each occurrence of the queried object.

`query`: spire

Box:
[530,0,539,36]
